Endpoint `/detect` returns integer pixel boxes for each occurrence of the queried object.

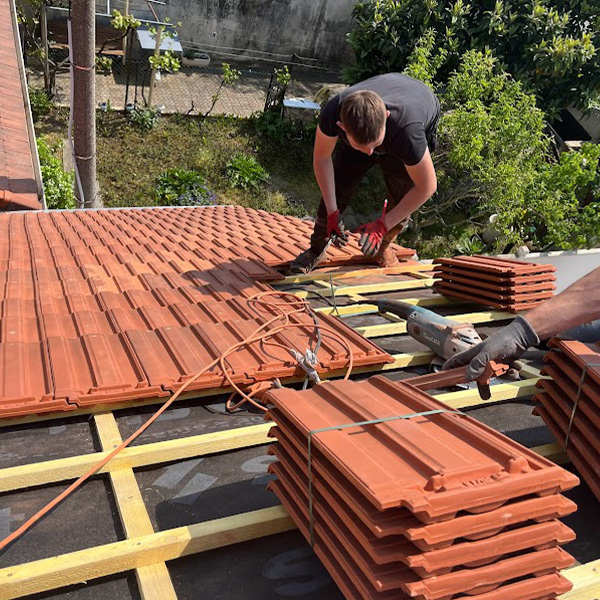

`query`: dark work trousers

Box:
[309,138,436,256]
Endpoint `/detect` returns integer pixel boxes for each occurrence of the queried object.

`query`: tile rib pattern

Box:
[130,205,415,268]
[433,256,556,312]
[264,375,578,600]
[0,208,394,417]
[0,0,41,211]
[533,339,600,503]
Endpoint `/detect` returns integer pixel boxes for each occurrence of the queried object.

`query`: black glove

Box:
[443,315,540,381]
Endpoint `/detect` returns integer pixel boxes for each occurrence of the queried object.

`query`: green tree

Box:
[345,0,600,114]
[407,50,600,252]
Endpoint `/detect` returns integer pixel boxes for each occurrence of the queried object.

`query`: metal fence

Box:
[29,50,341,118]
[100,61,274,116]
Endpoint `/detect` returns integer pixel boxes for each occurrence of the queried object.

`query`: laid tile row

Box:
[0,207,404,416]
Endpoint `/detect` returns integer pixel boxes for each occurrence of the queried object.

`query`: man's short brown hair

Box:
[340,90,387,145]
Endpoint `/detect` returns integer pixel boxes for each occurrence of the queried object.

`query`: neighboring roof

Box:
[0,206,398,417]
[0,0,43,211]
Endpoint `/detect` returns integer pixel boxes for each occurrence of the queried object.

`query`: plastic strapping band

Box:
[75,152,96,161]
[306,408,463,546]
[565,362,600,449]
[72,63,95,71]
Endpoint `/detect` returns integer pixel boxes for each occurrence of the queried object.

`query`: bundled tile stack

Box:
[433,256,556,312]
[264,375,578,600]
[534,338,600,503]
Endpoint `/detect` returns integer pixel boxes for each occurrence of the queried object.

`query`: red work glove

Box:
[356,218,388,257]
[326,210,348,247]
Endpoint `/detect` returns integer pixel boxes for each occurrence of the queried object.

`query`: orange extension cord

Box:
[0,290,354,552]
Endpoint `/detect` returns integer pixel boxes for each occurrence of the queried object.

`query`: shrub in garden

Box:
[403,47,600,253]
[345,0,600,114]
[37,138,76,210]
[225,152,269,189]
[128,107,160,131]
[28,86,53,121]
[251,111,316,144]
[155,168,216,206]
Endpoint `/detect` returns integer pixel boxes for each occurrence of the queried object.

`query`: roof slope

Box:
[0,0,42,211]
[0,206,396,417]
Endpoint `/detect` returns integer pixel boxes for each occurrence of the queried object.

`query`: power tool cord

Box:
[0,290,354,552]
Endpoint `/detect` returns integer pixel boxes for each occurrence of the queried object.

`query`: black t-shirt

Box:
[319,73,441,166]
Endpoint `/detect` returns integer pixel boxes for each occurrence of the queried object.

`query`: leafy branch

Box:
[204,63,241,117]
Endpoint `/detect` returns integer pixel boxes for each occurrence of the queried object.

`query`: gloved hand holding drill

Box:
[443,265,600,381]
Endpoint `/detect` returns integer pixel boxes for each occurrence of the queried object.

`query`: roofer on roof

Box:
[290,72,441,274]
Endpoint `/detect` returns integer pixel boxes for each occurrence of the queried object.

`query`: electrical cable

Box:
[0,289,354,552]
[277,285,338,308]
[223,290,353,412]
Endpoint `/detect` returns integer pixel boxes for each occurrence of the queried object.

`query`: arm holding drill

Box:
[444,266,600,380]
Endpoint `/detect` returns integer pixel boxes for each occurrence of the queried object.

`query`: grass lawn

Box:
[35,109,387,216]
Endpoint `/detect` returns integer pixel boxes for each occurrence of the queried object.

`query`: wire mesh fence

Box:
[28,48,343,119]
[107,62,274,116]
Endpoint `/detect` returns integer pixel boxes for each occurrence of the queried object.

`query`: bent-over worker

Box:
[290,73,441,274]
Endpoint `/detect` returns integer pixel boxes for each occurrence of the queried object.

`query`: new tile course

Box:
[0,0,41,211]
[0,207,398,417]
[265,375,578,600]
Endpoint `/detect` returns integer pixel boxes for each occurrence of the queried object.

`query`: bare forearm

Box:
[383,186,432,229]
[313,158,337,214]
[526,266,600,339]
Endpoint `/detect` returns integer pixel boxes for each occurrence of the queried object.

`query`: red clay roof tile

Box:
[267,412,577,548]
[433,256,557,312]
[270,475,574,600]
[264,376,578,517]
[265,375,577,599]
[0,0,41,210]
[268,447,575,576]
[435,256,556,276]
[533,339,600,504]
[0,208,395,416]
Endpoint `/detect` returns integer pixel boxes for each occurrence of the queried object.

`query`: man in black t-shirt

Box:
[290,73,441,274]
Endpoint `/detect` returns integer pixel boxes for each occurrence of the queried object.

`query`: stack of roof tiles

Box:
[265,375,579,600]
[0,208,400,418]
[433,256,556,312]
[534,339,600,503]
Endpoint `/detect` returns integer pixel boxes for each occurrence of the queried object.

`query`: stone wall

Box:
[162,0,356,66]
